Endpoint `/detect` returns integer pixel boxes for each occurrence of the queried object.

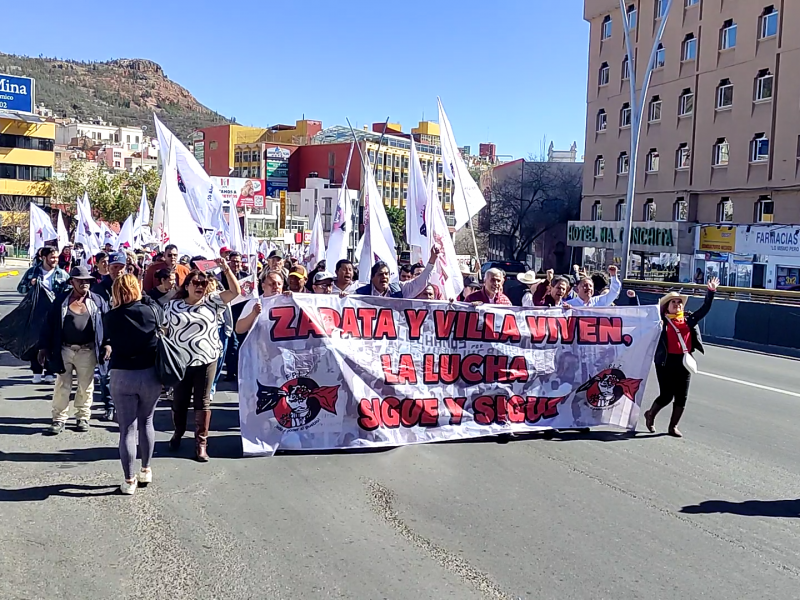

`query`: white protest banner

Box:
[29,203,58,258]
[238,297,661,456]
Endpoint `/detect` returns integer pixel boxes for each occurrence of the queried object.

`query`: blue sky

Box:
[3,0,589,160]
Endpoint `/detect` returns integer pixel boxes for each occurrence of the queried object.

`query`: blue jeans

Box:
[212,326,230,395]
[100,371,112,409]
[224,329,240,379]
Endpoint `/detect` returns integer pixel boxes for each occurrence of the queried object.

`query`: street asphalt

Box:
[1,271,799,600]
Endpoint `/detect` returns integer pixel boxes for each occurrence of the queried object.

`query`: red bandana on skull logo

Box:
[577,368,642,409]
[255,377,339,429]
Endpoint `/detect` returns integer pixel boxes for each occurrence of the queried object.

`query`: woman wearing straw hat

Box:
[643,277,719,437]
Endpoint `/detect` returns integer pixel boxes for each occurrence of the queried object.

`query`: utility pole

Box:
[619,0,674,279]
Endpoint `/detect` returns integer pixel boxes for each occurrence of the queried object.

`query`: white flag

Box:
[230,274,258,306]
[425,170,464,301]
[100,222,119,250]
[56,210,70,253]
[304,207,326,270]
[157,140,215,257]
[132,185,150,246]
[117,214,135,250]
[75,193,102,255]
[407,136,429,263]
[327,142,354,269]
[357,157,398,283]
[438,97,487,230]
[228,207,245,254]
[29,203,58,258]
[154,114,224,230]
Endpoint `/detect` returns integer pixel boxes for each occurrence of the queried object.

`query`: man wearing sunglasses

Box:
[142,244,191,292]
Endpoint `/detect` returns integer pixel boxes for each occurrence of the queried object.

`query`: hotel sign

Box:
[0,74,35,113]
[567,221,678,253]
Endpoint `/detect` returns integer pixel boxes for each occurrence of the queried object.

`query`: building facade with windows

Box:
[0,111,55,210]
[580,0,800,287]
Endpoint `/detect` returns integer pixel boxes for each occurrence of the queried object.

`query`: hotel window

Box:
[720,19,737,50]
[750,133,769,162]
[627,4,637,29]
[713,138,730,166]
[760,6,778,39]
[643,198,657,221]
[755,69,774,101]
[676,143,691,169]
[646,149,660,173]
[716,79,734,109]
[599,62,610,86]
[673,197,688,221]
[617,152,630,174]
[594,155,606,177]
[621,55,630,80]
[592,201,603,221]
[620,103,632,127]
[648,95,662,122]
[601,15,613,40]
[615,199,626,221]
[655,44,666,68]
[596,109,608,132]
[755,196,774,223]
[717,197,733,222]
[679,89,694,116]
[682,34,697,61]
[655,0,666,19]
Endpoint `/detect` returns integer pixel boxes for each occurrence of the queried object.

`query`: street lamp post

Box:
[619,0,674,279]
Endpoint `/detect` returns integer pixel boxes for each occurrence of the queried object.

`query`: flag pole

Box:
[453,166,482,274]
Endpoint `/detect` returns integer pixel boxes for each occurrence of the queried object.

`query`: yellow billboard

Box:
[699,226,736,252]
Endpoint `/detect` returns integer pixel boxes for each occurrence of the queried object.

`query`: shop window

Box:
[776,266,799,291]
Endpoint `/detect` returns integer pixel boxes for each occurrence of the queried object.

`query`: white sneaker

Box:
[44,375,55,383]
[32,374,43,384]
[120,480,137,495]
[137,469,153,485]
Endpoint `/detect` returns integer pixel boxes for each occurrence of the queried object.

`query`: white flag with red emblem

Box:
[425,169,464,300]
[29,203,57,258]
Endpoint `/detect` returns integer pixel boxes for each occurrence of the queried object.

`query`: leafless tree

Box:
[0,195,33,250]
[485,161,582,263]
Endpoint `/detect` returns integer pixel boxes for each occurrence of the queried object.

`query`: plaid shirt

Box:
[465,288,513,306]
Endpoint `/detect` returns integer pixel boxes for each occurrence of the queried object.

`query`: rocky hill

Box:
[0,53,231,140]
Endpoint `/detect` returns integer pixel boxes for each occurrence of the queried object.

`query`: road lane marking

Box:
[0,271,19,278]
[699,371,800,398]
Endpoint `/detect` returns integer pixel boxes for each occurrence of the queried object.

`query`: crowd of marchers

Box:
[10,241,717,495]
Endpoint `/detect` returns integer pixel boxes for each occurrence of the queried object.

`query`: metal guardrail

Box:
[624,280,800,307]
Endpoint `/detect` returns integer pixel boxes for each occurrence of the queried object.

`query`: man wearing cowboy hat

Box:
[517,270,547,307]
[38,266,111,435]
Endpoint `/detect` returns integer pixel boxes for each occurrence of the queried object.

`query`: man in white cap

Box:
[312,271,336,294]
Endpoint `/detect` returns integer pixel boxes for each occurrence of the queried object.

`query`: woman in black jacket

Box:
[103,274,161,496]
[643,278,718,437]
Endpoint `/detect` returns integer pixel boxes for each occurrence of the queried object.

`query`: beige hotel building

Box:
[575,0,800,289]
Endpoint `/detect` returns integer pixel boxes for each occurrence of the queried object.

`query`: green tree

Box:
[51,162,160,226]
[385,206,406,251]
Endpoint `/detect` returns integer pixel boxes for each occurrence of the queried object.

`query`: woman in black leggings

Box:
[643,277,718,437]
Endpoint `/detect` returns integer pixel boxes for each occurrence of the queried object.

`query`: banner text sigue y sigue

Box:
[268,306,634,346]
